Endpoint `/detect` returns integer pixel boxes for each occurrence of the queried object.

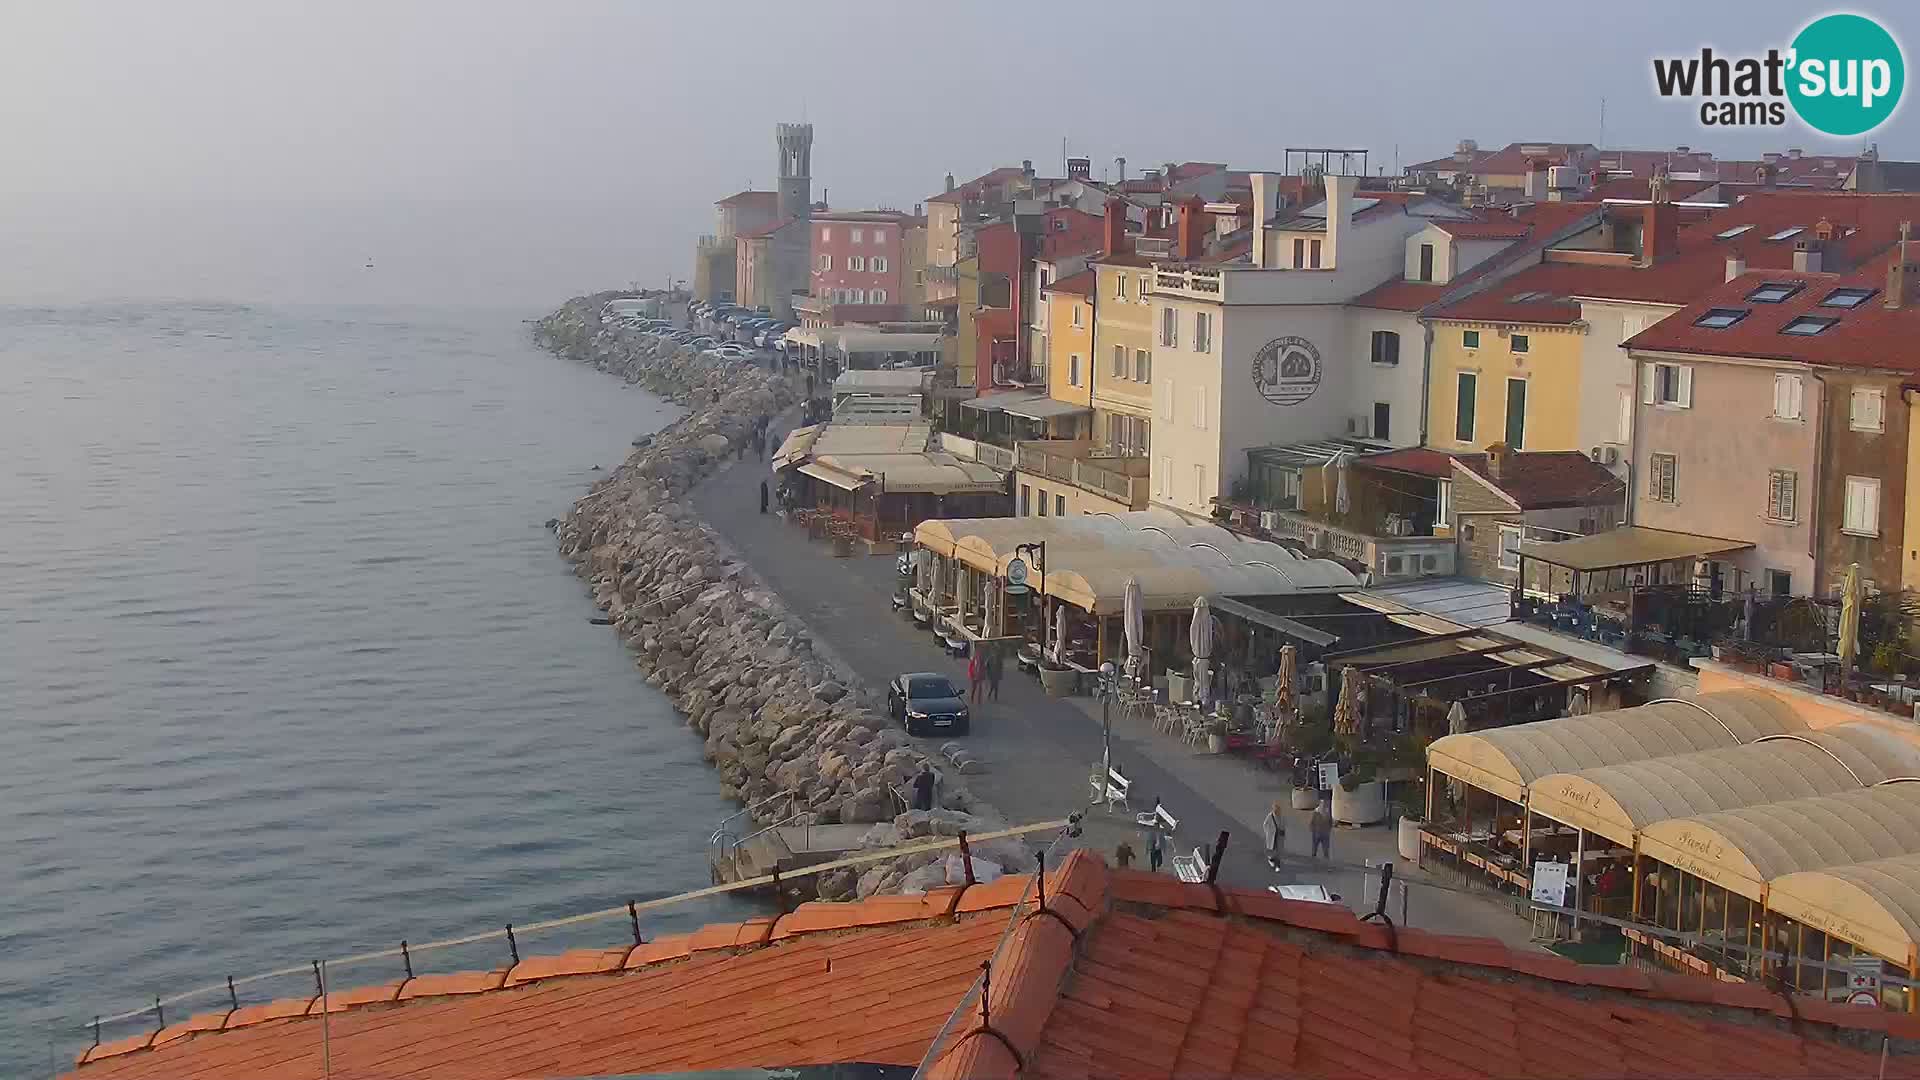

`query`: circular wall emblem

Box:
[1251,336,1323,407]
[1004,557,1030,594]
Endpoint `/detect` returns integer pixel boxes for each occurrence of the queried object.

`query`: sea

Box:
[0,302,757,1075]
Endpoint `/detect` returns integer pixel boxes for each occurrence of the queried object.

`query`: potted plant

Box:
[1205,718,1228,754]
[1038,658,1077,697]
[1332,763,1388,826]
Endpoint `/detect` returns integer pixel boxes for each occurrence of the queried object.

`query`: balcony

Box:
[1014,440,1149,509]
[1221,503,1454,582]
[1152,266,1225,301]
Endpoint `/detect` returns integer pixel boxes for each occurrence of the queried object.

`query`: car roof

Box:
[901,671,951,683]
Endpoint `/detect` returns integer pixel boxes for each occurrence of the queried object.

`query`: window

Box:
[1821,287,1877,308]
[1135,348,1150,383]
[1370,330,1400,366]
[1052,218,1067,232]
[819,254,832,271]
[914,270,925,285]
[1498,526,1523,571]
[1195,311,1212,353]
[1782,315,1838,335]
[1309,239,1322,268]
[1290,238,1306,268]
[1746,281,1803,303]
[1643,362,1692,407]
[1194,463,1208,504]
[1137,274,1150,303]
[1852,387,1886,432]
[870,289,886,304]
[1693,307,1748,329]
[1715,224,1755,240]
[1766,226,1805,242]
[1510,333,1530,354]
[851,228,863,244]
[1618,391,1633,442]
[820,227,832,242]
[1038,490,1049,516]
[1463,330,1481,349]
[849,255,865,271]
[1767,470,1798,522]
[1069,354,1081,387]
[1020,484,1031,516]
[1157,455,1170,495]
[1160,307,1176,347]
[1773,374,1804,419]
[1072,304,1084,328]
[1435,480,1452,529]
[1845,475,1881,535]
[1505,378,1527,449]
[1767,569,1793,596]
[1418,244,1435,282]
[1193,386,1207,430]
[1160,377,1174,420]
[1056,494,1066,516]
[1113,344,1126,378]
[1454,372,1477,443]
[1649,452,1678,502]
[849,288,865,304]
[871,256,888,272]
[1373,402,1391,441]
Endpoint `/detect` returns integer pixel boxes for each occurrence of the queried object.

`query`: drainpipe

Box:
[1810,372,1830,586]
[1417,318,1435,447]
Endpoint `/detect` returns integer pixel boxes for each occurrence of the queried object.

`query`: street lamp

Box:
[1098,660,1118,802]
[1011,541,1046,652]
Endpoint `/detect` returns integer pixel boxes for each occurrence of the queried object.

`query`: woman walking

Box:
[966,650,985,705]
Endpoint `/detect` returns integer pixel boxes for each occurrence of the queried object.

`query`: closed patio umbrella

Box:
[1053,603,1071,665]
[1190,595,1214,706]
[1334,453,1351,517]
[1447,700,1468,737]
[1333,666,1362,737]
[1276,644,1297,714]
[1838,561,1862,675]
[1123,576,1144,679]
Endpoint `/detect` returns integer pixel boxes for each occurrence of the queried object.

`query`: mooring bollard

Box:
[506,924,520,966]
[629,900,644,945]
[401,941,413,980]
[227,976,239,1012]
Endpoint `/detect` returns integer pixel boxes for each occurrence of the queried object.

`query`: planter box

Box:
[1332,780,1387,826]
[1290,786,1320,811]
[1398,816,1423,861]
[1769,662,1797,681]
[1038,666,1078,698]
[1166,672,1191,703]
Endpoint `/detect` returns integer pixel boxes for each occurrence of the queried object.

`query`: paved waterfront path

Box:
[688,411,1542,946]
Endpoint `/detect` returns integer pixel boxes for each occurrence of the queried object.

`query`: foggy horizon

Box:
[3,0,1913,306]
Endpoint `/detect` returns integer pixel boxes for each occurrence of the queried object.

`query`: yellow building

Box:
[1089,255,1156,457]
[1424,304,1586,455]
[1042,271,1096,439]
[1907,389,1920,593]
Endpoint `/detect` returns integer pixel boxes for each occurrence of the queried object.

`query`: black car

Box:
[887,672,969,736]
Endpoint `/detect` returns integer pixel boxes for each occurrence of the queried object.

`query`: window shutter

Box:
[1783,471,1796,519]
[1676,365,1693,408]
[1774,375,1790,417]
[1791,376,1804,418]
[1641,362,1656,405]
[1161,378,1175,421]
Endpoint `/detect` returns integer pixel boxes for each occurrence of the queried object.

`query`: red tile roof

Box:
[736,217,798,240]
[1433,218,1534,240]
[1625,255,1920,370]
[1587,176,1720,202]
[717,189,779,208]
[1458,449,1627,510]
[1041,269,1096,298]
[1471,142,1599,177]
[1361,446,1460,478]
[927,166,1028,205]
[1351,278,1450,311]
[66,852,1919,1080]
[812,209,924,225]
[1432,191,1920,325]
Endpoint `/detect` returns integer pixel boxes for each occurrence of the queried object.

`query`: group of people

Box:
[964,644,1005,704]
[1261,798,1334,868]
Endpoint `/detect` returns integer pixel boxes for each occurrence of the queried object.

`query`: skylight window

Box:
[1820,287,1877,309]
[1716,224,1755,240]
[1507,290,1549,303]
[1694,308,1749,329]
[1767,226,1806,242]
[1781,315,1839,336]
[1746,282,1803,303]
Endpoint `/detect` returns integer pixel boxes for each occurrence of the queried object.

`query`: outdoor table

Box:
[1870,681,1920,707]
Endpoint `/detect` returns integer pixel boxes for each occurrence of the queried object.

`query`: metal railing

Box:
[972,443,1014,472]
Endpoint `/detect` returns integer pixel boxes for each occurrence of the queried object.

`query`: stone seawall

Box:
[534,294,1021,901]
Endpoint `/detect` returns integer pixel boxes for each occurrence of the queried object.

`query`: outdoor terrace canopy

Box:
[1425,690,1806,804]
[1639,781,1920,902]
[1525,724,1920,847]
[1768,853,1920,968]
[1517,525,1755,572]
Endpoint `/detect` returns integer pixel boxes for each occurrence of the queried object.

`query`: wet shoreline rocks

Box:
[533,294,1023,901]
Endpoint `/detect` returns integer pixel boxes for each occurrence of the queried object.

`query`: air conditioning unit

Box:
[1547,165,1578,190]
[1346,415,1365,435]
[1603,446,1620,465]
[1259,511,1279,531]
[1589,446,1604,462]
[1306,528,1325,550]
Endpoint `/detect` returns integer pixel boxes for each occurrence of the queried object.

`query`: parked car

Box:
[887,672,970,736]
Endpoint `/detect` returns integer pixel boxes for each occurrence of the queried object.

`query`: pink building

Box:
[810,211,921,307]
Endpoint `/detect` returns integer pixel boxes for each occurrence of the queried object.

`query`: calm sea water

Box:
[0,304,755,1074]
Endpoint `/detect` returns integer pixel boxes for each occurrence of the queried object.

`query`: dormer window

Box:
[1767,226,1806,242]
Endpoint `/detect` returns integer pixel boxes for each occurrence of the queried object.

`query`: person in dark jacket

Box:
[911,764,936,811]
[759,479,769,514]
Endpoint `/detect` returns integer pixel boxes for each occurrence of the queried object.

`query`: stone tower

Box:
[776,122,814,222]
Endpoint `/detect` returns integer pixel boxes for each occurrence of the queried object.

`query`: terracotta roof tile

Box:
[1456,449,1626,510]
[716,189,779,208]
[501,946,627,987]
[1042,269,1096,298]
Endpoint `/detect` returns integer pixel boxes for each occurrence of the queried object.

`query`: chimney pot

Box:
[1725,254,1747,282]
[1789,148,1804,159]
[1021,159,1034,175]
[1103,198,1131,258]
[944,172,956,193]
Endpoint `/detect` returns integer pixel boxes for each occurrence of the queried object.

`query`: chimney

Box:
[1789,148,1804,160]
[1323,173,1359,271]
[1759,163,1778,190]
[1066,156,1091,182]
[1176,196,1205,260]
[1249,172,1279,266]
[1103,197,1131,257]
[1725,252,1747,282]
[1523,157,1547,199]
[945,172,956,193]
[1642,174,1679,264]
[1486,442,1513,481]
[1676,145,1691,154]
[1115,156,1127,181]
[1021,159,1034,178]
[1887,223,1914,310]
[1793,241,1824,273]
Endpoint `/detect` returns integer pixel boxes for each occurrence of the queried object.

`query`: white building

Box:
[1145,174,1478,520]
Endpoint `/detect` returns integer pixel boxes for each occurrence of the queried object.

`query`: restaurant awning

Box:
[1425,690,1806,804]
[960,391,1045,415]
[1001,397,1093,422]
[1525,726,1919,847]
[1768,854,1920,966]
[1517,526,1755,572]
[772,425,821,469]
[1204,594,1340,648]
[1638,781,1920,902]
[797,460,869,491]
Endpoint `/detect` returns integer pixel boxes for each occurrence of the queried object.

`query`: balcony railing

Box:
[973,442,1014,472]
[1152,266,1224,301]
[1014,442,1148,508]
[1255,508,1455,581]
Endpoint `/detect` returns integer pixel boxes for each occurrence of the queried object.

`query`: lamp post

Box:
[1013,541,1047,652]
[1098,660,1118,799]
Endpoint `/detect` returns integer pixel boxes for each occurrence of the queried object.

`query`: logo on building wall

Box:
[1251,336,1323,407]
[1651,13,1904,134]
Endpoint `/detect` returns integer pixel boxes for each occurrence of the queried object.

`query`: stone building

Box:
[733,123,816,318]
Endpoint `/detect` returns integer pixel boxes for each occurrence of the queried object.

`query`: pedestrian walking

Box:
[966,650,984,705]
[1310,802,1333,860]
[759,479,769,514]
[911,764,936,811]
[1147,826,1165,874]
[1114,841,1135,869]
[1262,800,1286,869]
[985,647,1003,702]
[805,372,816,399]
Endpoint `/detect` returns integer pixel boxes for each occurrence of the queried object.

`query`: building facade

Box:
[733,123,815,319]
[695,190,780,303]
[810,210,922,307]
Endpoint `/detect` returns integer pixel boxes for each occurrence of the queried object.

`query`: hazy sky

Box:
[1,0,1913,307]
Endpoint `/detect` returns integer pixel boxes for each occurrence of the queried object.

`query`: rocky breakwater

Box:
[534,294,1030,901]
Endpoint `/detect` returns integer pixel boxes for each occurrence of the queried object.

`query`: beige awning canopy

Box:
[1526,725,1917,847]
[1518,526,1754,572]
[797,460,869,491]
[1425,690,1805,805]
[772,425,821,469]
[1769,854,1920,967]
[1640,780,1920,902]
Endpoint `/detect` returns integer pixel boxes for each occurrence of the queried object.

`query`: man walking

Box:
[985,647,1003,702]
[1310,800,1333,860]
[1147,825,1165,874]
[1262,799,1287,870]
[911,763,936,811]
[759,478,769,514]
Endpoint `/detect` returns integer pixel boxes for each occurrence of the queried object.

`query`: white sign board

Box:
[1004,558,1029,595]
[1847,990,1881,1007]
[1531,860,1570,906]
[1317,762,1340,790]
[1849,954,1882,993]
